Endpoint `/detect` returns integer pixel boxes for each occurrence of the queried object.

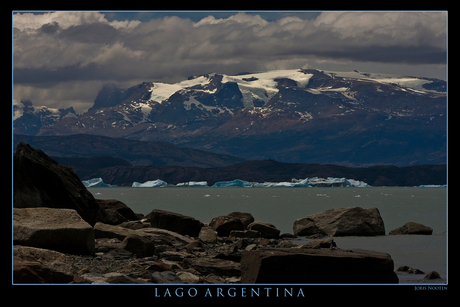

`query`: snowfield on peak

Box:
[148,75,216,103]
[223,69,314,106]
[322,70,443,94]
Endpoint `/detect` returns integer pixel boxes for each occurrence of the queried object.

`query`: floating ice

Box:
[212,179,256,187]
[132,179,168,187]
[176,181,208,187]
[212,177,370,187]
[418,184,447,188]
[82,178,116,188]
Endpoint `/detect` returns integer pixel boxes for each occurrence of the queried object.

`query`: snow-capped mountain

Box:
[13,100,77,135]
[26,68,446,166]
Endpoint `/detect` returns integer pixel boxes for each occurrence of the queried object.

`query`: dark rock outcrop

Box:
[13,142,100,226]
[293,207,385,237]
[209,215,244,237]
[227,212,255,229]
[247,221,280,239]
[96,199,139,225]
[240,248,398,284]
[389,222,433,235]
[149,209,203,237]
[13,208,95,255]
[120,234,155,258]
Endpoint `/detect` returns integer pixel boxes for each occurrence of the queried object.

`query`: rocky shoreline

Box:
[12,142,442,284]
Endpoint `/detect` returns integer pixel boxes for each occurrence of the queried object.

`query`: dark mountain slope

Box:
[13,134,245,168]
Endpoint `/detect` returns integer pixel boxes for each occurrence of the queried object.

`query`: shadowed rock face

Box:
[240,248,399,284]
[149,209,204,237]
[293,207,386,237]
[13,142,100,226]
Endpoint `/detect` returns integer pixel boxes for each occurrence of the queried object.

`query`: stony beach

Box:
[13,142,441,284]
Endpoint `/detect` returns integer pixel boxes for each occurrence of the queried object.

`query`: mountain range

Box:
[14,68,446,166]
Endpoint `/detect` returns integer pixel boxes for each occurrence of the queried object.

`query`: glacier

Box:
[82,178,116,188]
[132,179,168,187]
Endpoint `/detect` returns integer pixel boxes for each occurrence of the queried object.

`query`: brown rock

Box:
[229,230,262,238]
[303,238,337,249]
[149,209,203,237]
[120,234,155,258]
[13,208,95,255]
[96,199,139,225]
[198,227,218,244]
[247,221,280,239]
[293,207,385,237]
[389,222,433,235]
[227,212,255,229]
[209,216,244,237]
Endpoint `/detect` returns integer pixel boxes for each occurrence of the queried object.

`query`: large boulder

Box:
[94,222,193,245]
[389,222,433,235]
[240,248,398,284]
[13,246,75,284]
[96,199,139,225]
[13,208,95,255]
[209,215,244,237]
[120,234,155,258]
[293,207,385,237]
[149,209,203,237]
[13,142,100,226]
[227,212,255,229]
[247,221,280,239]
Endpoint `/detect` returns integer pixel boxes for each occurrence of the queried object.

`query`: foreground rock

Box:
[96,199,139,225]
[13,246,75,284]
[209,215,244,236]
[248,222,280,238]
[13,142,100,226]
[293,207,385,237]
[389,222,433,235]
[240,248,398,283]
[13,208,95,255]
[149,209,203,237]
[94,222,194,245]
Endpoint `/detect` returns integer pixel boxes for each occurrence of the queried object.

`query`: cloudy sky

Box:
[13,11,447,113]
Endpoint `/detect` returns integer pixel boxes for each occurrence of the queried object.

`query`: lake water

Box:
[89,186,447,284]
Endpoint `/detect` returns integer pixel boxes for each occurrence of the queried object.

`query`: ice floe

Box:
[82,178,117,188]
[132,179,168,187]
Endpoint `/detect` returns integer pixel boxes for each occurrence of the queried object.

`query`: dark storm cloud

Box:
[40,21,59,34]
[58,22,120,43]
[14,64,113,85]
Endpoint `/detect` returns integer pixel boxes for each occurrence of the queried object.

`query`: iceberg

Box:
[82,178,116,188]
[212,179,256,187]
[132,179,168,187]
[176,181,208,187]
[418,184,447,188]
[212,177,370,188]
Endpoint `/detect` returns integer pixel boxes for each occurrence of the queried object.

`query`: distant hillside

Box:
[13,134,245,168]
